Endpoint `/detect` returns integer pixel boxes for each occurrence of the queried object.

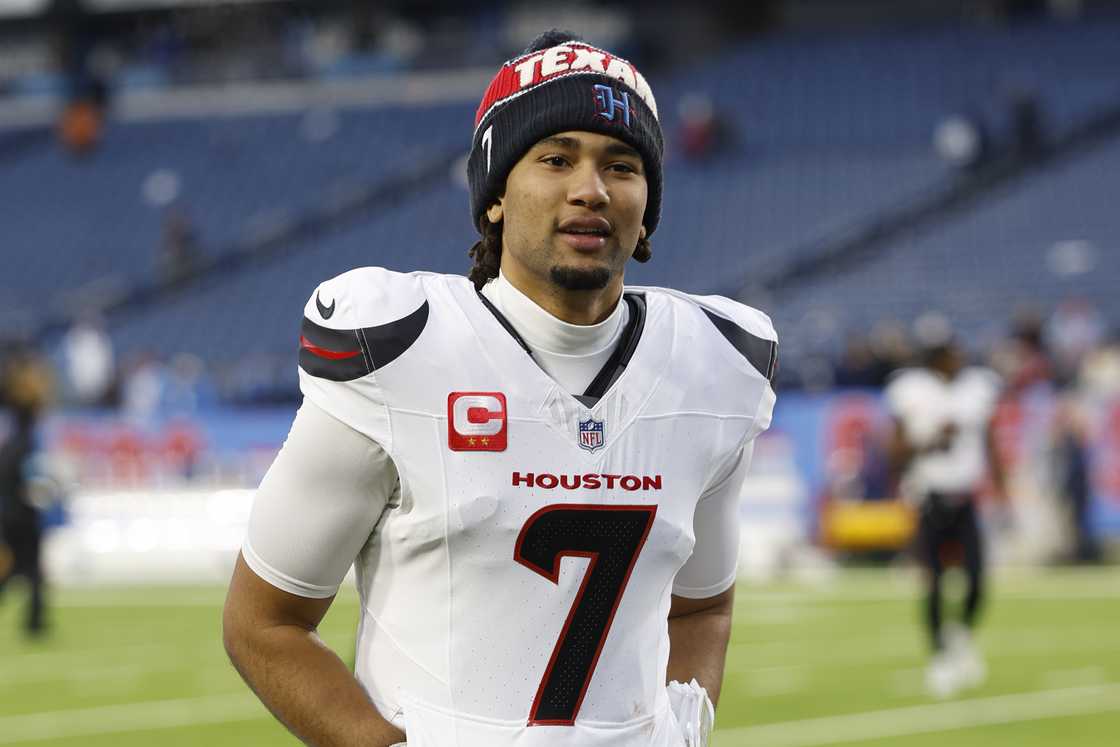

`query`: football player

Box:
[886,331,1006,699]
[223,30,777,747]
[0,348,54,638]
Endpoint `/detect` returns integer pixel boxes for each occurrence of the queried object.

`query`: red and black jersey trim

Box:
[299,301,429,382]
[702,308,778,384]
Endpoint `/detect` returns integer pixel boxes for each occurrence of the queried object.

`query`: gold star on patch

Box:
[480,437,490,445]
[468,438,476,446]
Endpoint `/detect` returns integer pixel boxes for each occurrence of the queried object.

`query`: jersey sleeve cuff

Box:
[242,539,341,599]
[672,570,736,600]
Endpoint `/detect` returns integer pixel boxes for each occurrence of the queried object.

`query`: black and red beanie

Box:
[468,31,664,236]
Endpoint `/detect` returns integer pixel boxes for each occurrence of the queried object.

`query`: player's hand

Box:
[667,679,714,747]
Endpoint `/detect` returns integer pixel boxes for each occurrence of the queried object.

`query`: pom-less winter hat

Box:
[467,31,664,236]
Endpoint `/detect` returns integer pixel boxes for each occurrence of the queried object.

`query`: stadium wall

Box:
[24,389,1117,585]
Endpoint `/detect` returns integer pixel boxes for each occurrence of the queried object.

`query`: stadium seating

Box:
[767,132,1120,362]
[3,17,1118,390]
[0,103,472,325]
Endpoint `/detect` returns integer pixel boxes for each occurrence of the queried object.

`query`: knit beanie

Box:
[468,31,664,236]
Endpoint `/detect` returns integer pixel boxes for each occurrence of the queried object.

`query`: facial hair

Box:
[549,264,611,291]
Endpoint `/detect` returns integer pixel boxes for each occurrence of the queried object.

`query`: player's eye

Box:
[540,155,570,168]
[607,162,638,174]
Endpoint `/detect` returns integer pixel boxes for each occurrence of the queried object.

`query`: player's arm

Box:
[667,587,734,705]
[224,556,404,746]
[668,441,757,705]
[222,400,405,747]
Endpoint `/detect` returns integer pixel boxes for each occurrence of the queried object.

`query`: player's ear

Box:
[639,226,647,240]
[486,201,503,224]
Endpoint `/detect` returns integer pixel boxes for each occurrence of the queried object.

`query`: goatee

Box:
[550,265,611,291]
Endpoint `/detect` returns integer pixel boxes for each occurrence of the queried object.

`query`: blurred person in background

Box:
[993,308,1052,394]
[49,0,111,156]
[1045,298,1104,387]
[1051,398,1099,564]
[885,328,1008,699]
[121,352,168,421]
[159,208,204,284]
[60,312,115,407]
[1079,331,1120,401]
[1055,329,1120,564]
[0,348,55,638]
[676,93,735,161]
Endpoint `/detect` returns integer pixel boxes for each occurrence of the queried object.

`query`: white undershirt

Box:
[480,271,629,395]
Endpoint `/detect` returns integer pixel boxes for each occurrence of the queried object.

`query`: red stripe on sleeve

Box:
[299,335,362,361]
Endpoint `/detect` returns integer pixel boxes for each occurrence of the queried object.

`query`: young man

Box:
[223,31,777,747]
[885,336,1006,699]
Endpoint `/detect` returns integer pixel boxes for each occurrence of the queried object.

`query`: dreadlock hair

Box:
[467,217,653,291]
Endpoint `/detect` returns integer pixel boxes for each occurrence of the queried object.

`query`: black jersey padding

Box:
[299,301,429,382]
[701,308,777,383]
[477,292,534,357]
[582,292,646,400]
[360,300,430,369]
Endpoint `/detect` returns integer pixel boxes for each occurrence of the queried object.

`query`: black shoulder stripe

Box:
[361,301,429,369]
[299,301,429,382]
[702,308,777,383]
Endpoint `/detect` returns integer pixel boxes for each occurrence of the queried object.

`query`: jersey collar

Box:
[452,278,670,459]
[476,290,646,407]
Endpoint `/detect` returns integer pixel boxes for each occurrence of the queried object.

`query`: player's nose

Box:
[566,164,609,210]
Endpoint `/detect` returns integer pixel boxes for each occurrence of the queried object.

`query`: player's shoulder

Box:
[958,365,1001,389]
[633,285,778,384]
[884,367,942,412]
[304,266,466,328]
[886,366,935,389]
[299,267,469,382]
[957,365,1003,403]
[885,366,932,393]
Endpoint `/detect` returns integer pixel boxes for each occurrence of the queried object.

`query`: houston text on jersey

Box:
[511,471,662,491]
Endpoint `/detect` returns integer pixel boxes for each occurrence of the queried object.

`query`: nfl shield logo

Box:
[578,418,605,452]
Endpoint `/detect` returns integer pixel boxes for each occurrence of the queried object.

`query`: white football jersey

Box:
[884,366,1001,498]
[295,268,777,746]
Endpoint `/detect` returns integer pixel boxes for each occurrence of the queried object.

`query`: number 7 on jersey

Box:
[513,504,657,726]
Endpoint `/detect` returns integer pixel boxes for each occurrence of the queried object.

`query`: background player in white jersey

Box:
[223,30,777,746]
[885,334,1007,699]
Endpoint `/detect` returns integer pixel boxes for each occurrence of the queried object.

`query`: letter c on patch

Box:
[448,392,508,451]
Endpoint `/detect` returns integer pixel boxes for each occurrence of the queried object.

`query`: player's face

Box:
[489,130,647,298]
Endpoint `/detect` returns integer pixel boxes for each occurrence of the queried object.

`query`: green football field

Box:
[0,566,1117,746]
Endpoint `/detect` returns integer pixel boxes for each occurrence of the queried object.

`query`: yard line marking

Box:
[0,693,267,743]
[715,683,1120,747]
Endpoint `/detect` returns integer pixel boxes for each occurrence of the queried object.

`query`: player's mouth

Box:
[557,216,612,252]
